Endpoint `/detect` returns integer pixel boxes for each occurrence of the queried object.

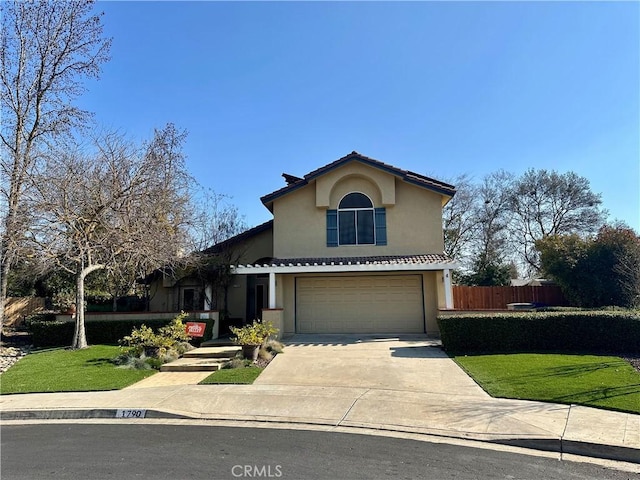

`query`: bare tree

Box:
[189,190,247,252]
[441,168,606,280]
[181,189,247,313]
[442,174,479,266]
[0,0,110,329]
[616,238,640,308]
[29,125,192,348]
[443,171,517,285]
[473,171,514,267]
[508,168,607,272]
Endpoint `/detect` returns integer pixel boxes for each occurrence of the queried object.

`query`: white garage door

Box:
[296,275,424,333]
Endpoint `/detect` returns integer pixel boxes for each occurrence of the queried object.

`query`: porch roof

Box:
[232,254,458,274]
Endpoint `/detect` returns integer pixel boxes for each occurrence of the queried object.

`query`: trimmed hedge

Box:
[437,311,640,355]
[26,318,175,348]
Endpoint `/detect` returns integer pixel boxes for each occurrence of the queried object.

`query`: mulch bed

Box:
[254,357,272,368]
[622,355,640,373]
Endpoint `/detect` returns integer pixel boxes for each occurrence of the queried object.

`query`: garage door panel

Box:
[296,275,424,333]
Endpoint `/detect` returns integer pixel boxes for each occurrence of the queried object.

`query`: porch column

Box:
[268,272,276,309]
[443,269,454,309]
[204,284,213,310]
[202,284,219,340]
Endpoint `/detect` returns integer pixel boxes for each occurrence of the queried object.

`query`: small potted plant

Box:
[230,320,277,361]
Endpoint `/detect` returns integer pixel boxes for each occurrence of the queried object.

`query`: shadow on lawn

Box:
[85,357,116,367]
[488,357,640,408]
[549,383,640,403]
[529,359,631,379]
[492,358,635,387]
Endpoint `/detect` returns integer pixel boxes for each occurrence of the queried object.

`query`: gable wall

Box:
[234,227,274,265]
[316,162,395,206]
[273,163,445,258]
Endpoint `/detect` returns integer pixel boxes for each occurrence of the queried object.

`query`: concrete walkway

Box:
[1,335,639,467]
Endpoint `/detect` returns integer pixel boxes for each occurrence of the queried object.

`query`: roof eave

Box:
[402,175,456,197]
[203,220,274,254]
[260,179,309,208]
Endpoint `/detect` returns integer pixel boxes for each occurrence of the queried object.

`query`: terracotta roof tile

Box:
[244,254,454,267]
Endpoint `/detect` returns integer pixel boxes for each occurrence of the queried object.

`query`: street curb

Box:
[1,409,191,421]
[561,439,640,464]
[2,407,638,465]
[490,437,640,464]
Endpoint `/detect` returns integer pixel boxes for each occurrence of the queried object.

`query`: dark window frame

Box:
[338,192,375,246]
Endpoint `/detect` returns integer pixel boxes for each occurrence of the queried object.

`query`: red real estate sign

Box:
[185,322,207,338]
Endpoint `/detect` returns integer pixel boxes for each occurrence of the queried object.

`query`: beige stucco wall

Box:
[316,162,396,207]
[422,271,440,335]
[261,309,284,340]
[148,276,201,312]
[148,280,172,312]
[273,163,445,258]
[225,277,246,319]
[281,274,296,334]
[236,227,274,265]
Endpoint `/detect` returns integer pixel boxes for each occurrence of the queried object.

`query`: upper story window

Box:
[326,193,387,248]
[338,193,375,245]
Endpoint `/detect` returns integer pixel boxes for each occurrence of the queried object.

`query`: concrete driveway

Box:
[254,334,487,398]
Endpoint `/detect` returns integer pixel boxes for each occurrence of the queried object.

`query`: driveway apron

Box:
[254,334,487,398]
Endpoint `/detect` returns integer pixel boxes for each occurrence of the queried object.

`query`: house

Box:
[150,151,458,337]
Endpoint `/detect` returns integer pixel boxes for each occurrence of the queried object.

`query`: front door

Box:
[182,288,197,311]
[255,284,266,320]
[246,275,269,322]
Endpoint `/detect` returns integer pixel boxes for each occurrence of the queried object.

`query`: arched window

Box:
[338,193,375,245]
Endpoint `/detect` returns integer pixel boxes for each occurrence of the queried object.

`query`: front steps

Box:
[160,358,223,372]
[182,346,241,359]
[160,345,241,372]
[200,338,236,347]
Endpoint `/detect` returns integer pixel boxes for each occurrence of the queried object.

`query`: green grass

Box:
[199,366,263,385]
[0,345,155,394]
[455,353,640,414]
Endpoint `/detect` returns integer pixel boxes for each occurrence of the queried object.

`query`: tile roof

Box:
[261,151,456,208]
[239,254,455,268]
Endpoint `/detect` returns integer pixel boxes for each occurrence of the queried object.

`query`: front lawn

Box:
[0,345,155,394]
[455,353,640,414]
[199,366,263,385]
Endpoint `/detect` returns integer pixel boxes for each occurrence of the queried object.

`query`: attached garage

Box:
[233,254,456,337]
[295,275,425,333]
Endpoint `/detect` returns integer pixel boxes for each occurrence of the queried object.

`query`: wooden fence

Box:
[452,286,568,310]
[3,297,46,327]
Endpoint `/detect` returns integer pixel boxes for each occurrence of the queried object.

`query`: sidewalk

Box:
[1,381,639,465]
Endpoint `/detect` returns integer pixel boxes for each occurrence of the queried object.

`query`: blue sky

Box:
[80,1,639,231]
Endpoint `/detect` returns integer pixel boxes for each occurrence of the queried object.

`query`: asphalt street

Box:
[2,424,637,480]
